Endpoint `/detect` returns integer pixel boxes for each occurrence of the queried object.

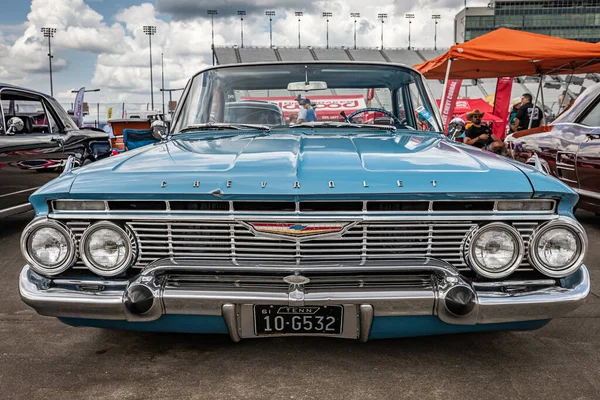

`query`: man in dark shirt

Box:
[512,93,544,131]
[463,109,504,153]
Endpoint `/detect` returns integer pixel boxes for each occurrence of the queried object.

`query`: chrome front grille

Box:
[115,221,536,271]
[66,220,540,272]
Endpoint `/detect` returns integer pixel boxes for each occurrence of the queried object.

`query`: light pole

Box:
[41,27,57,96]
[295,12,303,49]
[405,14,415,50]
[432,15,441,50]
[265,11,275,48]
[160,88,184,116]
[238,11,246,48]
[161,52,165,116]
[207,10,217,65]
[350,13,360,50]
[378,14,387,50]
[143,25,156,110]
[71,88,100,127]
[323,12,332,49]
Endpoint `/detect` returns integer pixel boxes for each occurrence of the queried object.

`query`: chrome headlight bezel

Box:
[528,218,587,278]
[80,221,135,277]
[20,219,77,276]
[465,222,525,279]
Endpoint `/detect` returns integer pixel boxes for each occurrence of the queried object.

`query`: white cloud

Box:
[1,0,489,104]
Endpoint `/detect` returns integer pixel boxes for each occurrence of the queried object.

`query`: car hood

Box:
[61,131,535,200]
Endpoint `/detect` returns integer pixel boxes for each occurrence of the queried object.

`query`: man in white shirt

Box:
[102,122,115,139]
[296,95,308,122]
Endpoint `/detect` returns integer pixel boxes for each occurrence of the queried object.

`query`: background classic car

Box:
[18,62,589,341]
[0,84,112,217]
[506,82,600,213]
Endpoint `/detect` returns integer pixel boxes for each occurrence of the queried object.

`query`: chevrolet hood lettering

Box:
[62,132,536,197]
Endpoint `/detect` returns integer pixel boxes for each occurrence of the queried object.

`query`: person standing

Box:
[511,93,544,131]
[296,95,308,122]
[463,109,504,153]
[508,97,521,134]
[303,99,318,122]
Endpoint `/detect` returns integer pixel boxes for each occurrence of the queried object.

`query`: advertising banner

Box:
[491,77,514,140]
[73,87,85,128]
[440,79,463,131]
[240,95,367,121]
[107,107,113,120]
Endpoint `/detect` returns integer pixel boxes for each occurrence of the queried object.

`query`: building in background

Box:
[454,0,600,44]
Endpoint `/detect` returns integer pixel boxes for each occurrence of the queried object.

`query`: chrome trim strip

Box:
[0,187,40,199]
[576,188,600,201]
[49,213,560,221]
[48,199,558,215]
[0,203,33,218]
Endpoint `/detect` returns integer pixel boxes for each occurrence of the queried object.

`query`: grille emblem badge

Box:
[249,222,347,237]
[283,275,310,285]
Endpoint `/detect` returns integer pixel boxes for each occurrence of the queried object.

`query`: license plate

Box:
[254,305,343,335]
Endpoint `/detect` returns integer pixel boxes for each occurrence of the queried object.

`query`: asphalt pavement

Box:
[1,210,600,400]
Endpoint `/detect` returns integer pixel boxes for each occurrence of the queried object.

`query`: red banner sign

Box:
[440,79,463,131]
[492,77,514,140]
[240,95,367,121]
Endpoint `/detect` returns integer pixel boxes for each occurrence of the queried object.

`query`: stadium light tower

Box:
[238,11,246,48]
[143,25,156,110]
[41,27,57,96]
[323,12,333,49]
[265,11,275,48]
[207,10,217,64]
[350,13,360,49]
[405,14,415,50]
[378,14,387,50]
[432,15,441,50]
[295,12,303,49]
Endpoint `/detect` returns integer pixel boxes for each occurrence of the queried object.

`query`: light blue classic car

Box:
[19,62,590,341]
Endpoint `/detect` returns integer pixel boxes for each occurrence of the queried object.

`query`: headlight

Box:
[529,219,587,278]
[21,220,76,276]
[466,222,524,279]
[80,221,134,276]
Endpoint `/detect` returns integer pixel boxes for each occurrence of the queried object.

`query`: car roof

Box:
[0,83,54,100]
[189,60,421,81]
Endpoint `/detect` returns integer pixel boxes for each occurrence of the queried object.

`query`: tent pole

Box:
[540,78,546,124]
[528,75,543,129]
[559,73,574,114]
[441,59,453,107]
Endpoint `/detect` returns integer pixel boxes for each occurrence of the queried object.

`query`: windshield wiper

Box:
[178,123,271,134]
[290,121,397,132]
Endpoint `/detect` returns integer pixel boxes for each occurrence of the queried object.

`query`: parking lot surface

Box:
[1,211,600,400]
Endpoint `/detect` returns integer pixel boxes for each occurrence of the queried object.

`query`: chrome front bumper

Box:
[19,258,590,341]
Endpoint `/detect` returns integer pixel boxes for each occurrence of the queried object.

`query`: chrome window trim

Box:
[464,222,525,279]
[528,217,588,278]
[20,219,77,276]
[79,221,136,277]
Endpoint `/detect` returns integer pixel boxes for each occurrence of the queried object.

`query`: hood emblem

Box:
[249,222,348,237]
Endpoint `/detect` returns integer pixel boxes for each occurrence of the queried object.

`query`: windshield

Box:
[172,63,442,133]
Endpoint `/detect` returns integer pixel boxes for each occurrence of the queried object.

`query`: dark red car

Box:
[505,82,600,213]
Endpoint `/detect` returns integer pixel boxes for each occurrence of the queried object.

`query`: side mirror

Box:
[151,120,168,141]
[6,117,24,135]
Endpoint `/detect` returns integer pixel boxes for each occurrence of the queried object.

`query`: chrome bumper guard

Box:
[19,258,590,342]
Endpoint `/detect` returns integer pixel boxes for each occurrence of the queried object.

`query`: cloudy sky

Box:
[0,0,487,106]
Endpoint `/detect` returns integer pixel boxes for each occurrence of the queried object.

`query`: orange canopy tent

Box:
[413,28,600,80]
[414,28,600,129]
